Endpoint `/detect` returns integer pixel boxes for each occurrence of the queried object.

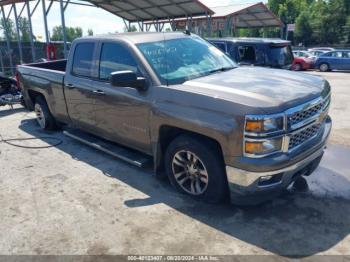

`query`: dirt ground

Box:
[0,71,349,257]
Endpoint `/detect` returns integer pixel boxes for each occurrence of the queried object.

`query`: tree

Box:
[18,17,32,42]
[0,18,16,41]
[294,11,313,45]
[87,29,93,36]
[124,24,137,32]
[51,26,83,42]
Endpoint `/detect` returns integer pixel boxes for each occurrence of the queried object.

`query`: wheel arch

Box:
[154,125,225,177]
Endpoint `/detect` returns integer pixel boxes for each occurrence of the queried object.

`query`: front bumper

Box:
[226,116,332,205]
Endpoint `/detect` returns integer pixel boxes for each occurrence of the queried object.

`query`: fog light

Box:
[258,173,283,187]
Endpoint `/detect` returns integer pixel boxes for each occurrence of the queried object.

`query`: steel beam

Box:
[1,6,14,75]
[59,0,68,58]
[13,4,23,64]
[26,0,35,61]
[42,0,50,44]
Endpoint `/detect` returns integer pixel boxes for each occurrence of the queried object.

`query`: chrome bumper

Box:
[226,117,332,201]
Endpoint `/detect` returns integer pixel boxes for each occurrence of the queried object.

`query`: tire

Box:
[319,63,329,72]
[164,135,228,203]
[34,96,56,130]
[294,63,302,71]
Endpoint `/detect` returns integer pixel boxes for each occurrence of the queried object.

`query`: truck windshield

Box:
[137,36,236,85]
[269,45,294,68]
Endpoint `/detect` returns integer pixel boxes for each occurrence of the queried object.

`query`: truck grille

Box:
[288,124,321,150]
[288,96,330,128]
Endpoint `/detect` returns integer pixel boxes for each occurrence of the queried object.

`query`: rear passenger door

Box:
[91,41,152,153]
[64,41,98,131]
[342,51,350,70]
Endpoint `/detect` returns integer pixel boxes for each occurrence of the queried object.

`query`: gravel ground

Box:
[0,71,349,257]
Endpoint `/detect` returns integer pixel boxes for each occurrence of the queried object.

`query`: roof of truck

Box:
[207,37,290,44]
[77,32,193,44]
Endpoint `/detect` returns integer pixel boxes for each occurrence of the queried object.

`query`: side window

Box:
[72,42,95,77]
[99,43,138,80]
[331,52,342,58]
[212,42,226,52]
[238,45,256,64]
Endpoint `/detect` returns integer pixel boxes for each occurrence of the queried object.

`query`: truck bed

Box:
[18,59,69,122]
[25,59,67,72]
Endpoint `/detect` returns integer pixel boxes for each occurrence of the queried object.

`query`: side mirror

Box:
[110,70,147,90]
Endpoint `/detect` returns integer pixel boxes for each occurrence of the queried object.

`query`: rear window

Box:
[238,45,256,64]
[72,42,95,77]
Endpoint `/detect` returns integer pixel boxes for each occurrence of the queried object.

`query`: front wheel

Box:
[164,135,228,203]
[319,63,329,72]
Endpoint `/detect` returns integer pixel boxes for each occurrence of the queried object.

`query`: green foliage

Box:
[18,17,31,42]
[249,0,350,46]
[51,26,83,42]
[0,18,16,41]
[124,25,137,32]
[87,29,94,36]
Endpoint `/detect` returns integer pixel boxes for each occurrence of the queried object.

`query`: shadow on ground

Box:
[18,118,350,257]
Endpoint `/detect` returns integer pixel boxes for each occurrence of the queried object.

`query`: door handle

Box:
[65,83,75,89]
[92,90,105,96]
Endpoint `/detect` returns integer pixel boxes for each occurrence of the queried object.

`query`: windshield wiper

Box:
[208,67,236,74]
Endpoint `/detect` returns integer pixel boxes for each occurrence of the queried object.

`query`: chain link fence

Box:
[0,41,66,76]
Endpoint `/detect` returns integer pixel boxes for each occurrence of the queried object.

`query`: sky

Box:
[2,0,267,40]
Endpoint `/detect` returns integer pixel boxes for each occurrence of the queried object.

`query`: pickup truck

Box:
[17,32,332,205]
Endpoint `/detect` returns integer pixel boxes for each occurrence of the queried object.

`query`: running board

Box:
[63,129,152,168]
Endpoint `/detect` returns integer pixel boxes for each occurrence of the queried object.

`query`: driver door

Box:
[91,41,152,154]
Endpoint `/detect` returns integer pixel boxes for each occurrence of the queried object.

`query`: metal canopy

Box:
[160,2,283,28]
[210,2,283,27]
[85,0,214,22]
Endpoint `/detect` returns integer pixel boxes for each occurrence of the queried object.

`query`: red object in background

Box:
[46,43,57,61]
[292,57,313,71]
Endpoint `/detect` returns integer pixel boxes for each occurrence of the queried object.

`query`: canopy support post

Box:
[1,6,14,75]
[26,0,36,62]
[59,0,68,58]
[13,4,23,64]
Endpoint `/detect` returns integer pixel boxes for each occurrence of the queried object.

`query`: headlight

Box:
[245,138,283,156]
[245,115,284,134]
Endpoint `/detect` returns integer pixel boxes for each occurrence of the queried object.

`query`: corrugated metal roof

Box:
[85,0,214,22]
[0,0,27,6]
[211,2,283,27]
[155,2,283,28]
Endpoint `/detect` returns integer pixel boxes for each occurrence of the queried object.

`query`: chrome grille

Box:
[289,124,321,150]
[288,97,329,127]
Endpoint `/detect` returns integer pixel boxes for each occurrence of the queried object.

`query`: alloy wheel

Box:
[171,150,209,195]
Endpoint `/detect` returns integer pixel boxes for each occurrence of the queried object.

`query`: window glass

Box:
[99,43,138,80]
[238,45,256,64]
[212,42,226,52]
[137,36,236,85]
[72,42,95,77]
[342,52,350,58]
[331,52,343,58]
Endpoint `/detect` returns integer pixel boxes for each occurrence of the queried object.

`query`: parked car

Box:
[315,50,350,72]
[292,57,313,71]
[308,50,327,57]
[292,50,317,64]
[308,47,335,52]
[208,37,294,69]
[17,32,332,205]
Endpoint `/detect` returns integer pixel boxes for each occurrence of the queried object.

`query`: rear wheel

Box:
[165,135,228,203]
[34,96,56,130]
[294,63,302,71]
[319,63,329,72]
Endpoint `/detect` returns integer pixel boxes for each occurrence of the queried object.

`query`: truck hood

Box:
[176,67,326,111]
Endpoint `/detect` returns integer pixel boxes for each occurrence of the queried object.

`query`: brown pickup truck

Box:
[17,32,332,205]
